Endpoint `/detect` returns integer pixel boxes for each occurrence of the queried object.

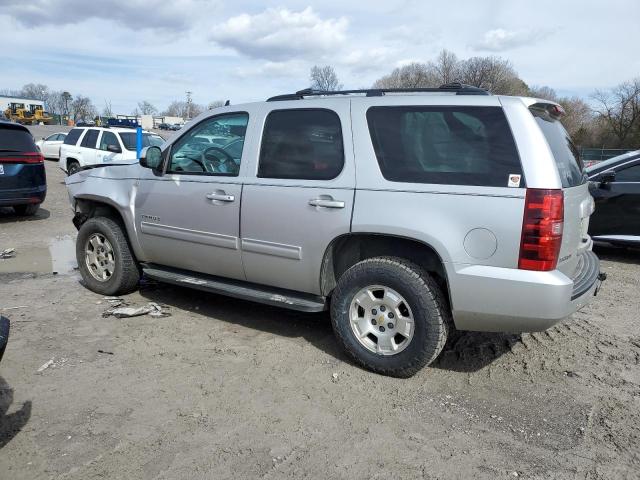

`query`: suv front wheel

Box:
[76,217,140,295]
[330,257,450,377]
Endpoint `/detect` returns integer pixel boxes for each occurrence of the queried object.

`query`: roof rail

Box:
[266,82,489,102]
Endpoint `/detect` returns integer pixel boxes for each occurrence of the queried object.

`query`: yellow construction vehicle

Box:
[3,103,34,125]
[30,105,55,125]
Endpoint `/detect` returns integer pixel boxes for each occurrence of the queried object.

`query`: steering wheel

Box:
[201,146,238,174]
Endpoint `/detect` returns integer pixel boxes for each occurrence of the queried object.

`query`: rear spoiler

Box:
[520,97,565,119]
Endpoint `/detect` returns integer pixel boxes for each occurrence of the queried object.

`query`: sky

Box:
[1,0,638,114]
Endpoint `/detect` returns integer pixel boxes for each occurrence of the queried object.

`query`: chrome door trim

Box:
[241,238,302,260]
[140,221,239,249]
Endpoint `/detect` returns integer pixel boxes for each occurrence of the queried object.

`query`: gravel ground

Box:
[0,157,638,479]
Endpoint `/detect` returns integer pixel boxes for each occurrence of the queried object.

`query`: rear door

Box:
[0,125,44,202]
[240,103,355,295]
[79,128,100,166]
[530,105,591,277]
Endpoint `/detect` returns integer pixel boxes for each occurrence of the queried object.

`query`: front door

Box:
[240,105,355,295]
[134,112,251,280]
[591,160,640,237]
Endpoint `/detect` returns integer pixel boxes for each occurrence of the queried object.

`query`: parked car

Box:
[65,84,604,377]
[0,120,46,216]
[169,124,182,131]
[586,150,640,247]
[157,123,171,130]
[36,132,67,159]
[59,127,164,175]
[0,316,9,362]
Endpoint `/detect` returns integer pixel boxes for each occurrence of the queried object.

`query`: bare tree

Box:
[103,99,113,118]
[310,65,343,91]
[592,78,640,148]
[162,100,203,118]
[208,100,225,110]
[71,95,97,123]
[432,49,460,85]
[137,100,158,115]
[458,56,528,95]
[372,62,438,88]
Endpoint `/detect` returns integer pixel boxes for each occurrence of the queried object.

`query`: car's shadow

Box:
[0,207,50,224]
[0,377,32,449]
[138,281,516,374]
[593,244,640,265]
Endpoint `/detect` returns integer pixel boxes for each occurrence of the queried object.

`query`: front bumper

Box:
[449,251,604,333]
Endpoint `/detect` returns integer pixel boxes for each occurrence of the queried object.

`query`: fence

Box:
[579,147,635,163]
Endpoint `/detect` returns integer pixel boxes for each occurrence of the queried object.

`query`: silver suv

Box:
[65,84,605,377]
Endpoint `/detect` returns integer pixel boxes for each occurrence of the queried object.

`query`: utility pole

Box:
[62,91,72,126]
[185,91,193,120]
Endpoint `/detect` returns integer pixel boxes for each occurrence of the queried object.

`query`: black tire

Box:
[67,160,80,176]
[13,204,40,216]
[76,217,140,296]
[330,257,450,377]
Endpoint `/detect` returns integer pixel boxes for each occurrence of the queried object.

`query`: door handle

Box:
[206,193,235,202]
[308,198,345,209]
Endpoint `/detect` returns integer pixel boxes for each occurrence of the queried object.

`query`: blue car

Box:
[0,121,46,216]
[0,316,8,362]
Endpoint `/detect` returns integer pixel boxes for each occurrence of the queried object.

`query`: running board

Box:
[142,264,327,313]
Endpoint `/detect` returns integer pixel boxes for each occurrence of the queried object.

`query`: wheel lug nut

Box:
[379,326,385,332]
[380,306,386,312]
[387,323,394,329]
[388,312,395,319]
[371,319,377,325]
[372,309,377,315]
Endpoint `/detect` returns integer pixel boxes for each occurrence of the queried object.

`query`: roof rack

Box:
[267,82,489,102]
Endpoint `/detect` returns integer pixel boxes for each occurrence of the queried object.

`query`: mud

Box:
[0,159,638,479]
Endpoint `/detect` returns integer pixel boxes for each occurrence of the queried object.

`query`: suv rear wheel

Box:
[330,257,450,377]
[67,160,80,176]
[76,217,140,295]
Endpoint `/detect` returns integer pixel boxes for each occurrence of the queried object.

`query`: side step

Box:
[142,264,327,313]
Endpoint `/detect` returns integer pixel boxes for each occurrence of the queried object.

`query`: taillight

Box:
[518,189,564,271]
[0,152,44,164]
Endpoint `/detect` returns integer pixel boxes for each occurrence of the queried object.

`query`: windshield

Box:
[530,107,586,187]
[119,132,164,151]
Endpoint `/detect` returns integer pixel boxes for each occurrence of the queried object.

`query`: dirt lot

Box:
[0,153,639,479]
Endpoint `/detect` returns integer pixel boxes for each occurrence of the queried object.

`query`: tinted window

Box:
[57,133,67,141]
[367,106,522,187]
[64,128,83,145]
[616,163,640,182]
[119,132,164,151]
[258,109,344,180]
[168,113,248,176]
[531,108,585,187]
[45,134,58,141]
[81,129,99,148]
[0,127,36,152]
[99,131,120,151]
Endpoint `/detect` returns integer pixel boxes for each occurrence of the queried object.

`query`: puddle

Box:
[0,236,78,274]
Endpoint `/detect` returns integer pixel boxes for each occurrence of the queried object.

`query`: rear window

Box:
[530,107,585,187]
[367,106,523,187]
[119,132,164,151]
[64,128,83,145]
[0,127,36,152]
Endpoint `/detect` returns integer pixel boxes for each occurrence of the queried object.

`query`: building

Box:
[0,95,45,114]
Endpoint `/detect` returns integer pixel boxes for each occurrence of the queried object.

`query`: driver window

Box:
[167,113,249,176]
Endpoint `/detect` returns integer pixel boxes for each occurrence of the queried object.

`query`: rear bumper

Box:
[0,185,47,206]
[449,251,604,332]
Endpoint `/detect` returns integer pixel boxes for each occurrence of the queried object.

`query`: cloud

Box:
[0,0,216,31]
[475,28,555,52]
[210,7,348,61]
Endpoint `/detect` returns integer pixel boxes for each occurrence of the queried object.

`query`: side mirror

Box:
[599,171,616,189]
[107,144,122,153]
[140,146,162,170]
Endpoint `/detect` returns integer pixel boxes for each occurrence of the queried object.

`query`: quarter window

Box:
[80,129,99,149]
[167,113,248,176]
[258,109,344,180]
[63,128,83,145]
[367,106,522,187]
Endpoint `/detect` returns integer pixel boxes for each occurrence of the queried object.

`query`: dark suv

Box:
[0,121,46,216]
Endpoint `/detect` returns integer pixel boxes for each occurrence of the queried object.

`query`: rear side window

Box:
[64,128,83,145]
[530,107,585,187]
[258,109,344,180]
[99,131,120,151]
[0,127,36,152]
[367,106,522,187]
[616,163,640,182]
[81,129,99,148]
